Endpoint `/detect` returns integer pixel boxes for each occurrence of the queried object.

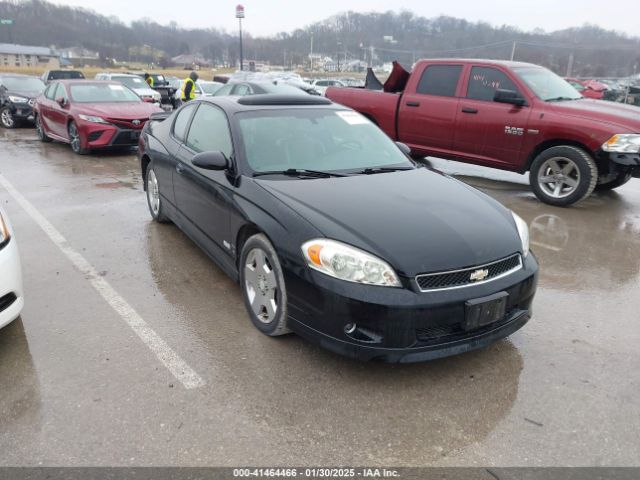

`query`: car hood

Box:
[132,87,157,96]
[5,89,42,99]
[256,169,522,276]
[74,102,160,118]
[549,99,640,131]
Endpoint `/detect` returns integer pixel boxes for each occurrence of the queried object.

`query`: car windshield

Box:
[513,67,582,101]
[200,83,223,94]
[237,109,413,174]
[48,71,84,80]
[1,76,45,92]
[112,76,146,89]
[69,83,141,103]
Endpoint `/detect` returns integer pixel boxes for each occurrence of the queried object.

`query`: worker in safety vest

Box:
[181,71,199,102]
[144,73,154,87]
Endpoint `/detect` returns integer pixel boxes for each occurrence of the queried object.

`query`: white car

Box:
[310,79,346,95]
[0,207,23,329]
[94,73,161,104]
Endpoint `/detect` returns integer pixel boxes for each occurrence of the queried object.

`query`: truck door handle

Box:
[176,163,184,174]
[406,101,420,107]
[462,107,478,114]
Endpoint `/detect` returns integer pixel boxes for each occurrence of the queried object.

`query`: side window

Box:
[57,84,68,102]
[44,83,57,100]
[172,104,197,142]
[467,67,519,102]
[416,65,462,97]
[185,104,233,156]
[214,84,233,96]
[233,84,251,96]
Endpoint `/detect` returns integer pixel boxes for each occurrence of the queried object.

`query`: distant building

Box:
[0,43,60,68]
[171,54,211,69]
[60,47,100,67]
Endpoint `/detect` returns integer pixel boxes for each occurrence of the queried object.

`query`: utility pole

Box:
[236,5,244,70]
[566,53,574,78]
[310,33,314,71]
[510,41,517,61]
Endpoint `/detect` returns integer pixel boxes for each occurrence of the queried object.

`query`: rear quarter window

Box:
[416,65,462,97]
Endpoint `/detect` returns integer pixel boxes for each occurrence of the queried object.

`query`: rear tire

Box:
[35,114,52,142]
[529,146,597,207]
[1,107,15,129]
[68,121,88,155]
[239,234,291,336]
[595,172,632,191]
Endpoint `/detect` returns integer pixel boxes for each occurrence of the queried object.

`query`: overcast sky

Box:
[49,0,639,38]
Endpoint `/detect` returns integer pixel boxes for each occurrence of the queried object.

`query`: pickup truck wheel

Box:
[530,146,597,207]
[595,172,632,191]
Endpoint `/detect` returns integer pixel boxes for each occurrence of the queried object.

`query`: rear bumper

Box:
[0,238,24,329]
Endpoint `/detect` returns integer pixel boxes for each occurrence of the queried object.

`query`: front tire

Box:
[595,172,632,191]
[145,163,169,223]
[1,107,15,129]
[239,234,291,336]
[68,121,88,154]
[529,146,597,207]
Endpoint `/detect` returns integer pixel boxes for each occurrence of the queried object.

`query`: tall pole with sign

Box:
[236,5,244,71]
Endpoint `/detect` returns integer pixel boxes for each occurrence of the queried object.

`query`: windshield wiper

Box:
[546,96,581,102]
[253,168,346,178]
[357,166,415,175]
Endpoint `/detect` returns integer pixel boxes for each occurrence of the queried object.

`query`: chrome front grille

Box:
[415,253,522,292]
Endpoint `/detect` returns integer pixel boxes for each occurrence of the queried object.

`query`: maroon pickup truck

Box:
[326,59,640,206]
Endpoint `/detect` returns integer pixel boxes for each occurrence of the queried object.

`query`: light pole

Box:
[236,5,244,70]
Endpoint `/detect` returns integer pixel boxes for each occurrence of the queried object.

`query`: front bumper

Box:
[608,152,640,176]
[0,238,24,329]
[285,253,538,363]
[78,121,143,149]
[9,103,35,123]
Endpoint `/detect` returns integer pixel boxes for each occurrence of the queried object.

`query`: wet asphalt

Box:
[0,127,639,466]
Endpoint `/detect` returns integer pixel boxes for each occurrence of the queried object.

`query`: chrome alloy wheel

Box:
[537,157,580,199]
[69,123,82,152]
[147,169,160,216]
[1,108,14,128]
[244,248,279,324]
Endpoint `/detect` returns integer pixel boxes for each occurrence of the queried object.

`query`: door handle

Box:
[406,101,420,107]
[176,163,185,174]
[461,107,478,114]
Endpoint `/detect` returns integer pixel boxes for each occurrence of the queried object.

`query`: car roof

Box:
[417,58,539,68]
[55,79,126,86]
[197,94,337,114]
[0,73,38,79]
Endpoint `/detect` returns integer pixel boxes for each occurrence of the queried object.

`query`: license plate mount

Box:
[464,291,508,331]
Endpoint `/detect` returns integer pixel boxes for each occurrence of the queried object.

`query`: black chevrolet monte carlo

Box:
[138,94,538,363]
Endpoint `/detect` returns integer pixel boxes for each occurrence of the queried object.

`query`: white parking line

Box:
[0,173,205,390]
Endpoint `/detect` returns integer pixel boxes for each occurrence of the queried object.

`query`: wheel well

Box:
[235,224,262,265]
[140,155,151,189]
[524,139,601,173]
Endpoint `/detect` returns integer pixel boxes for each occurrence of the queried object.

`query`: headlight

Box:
[0,212,10,245]
[8,95,28,103]
[301,239,401,287]
[78,114,108,124]
[511,212,529,258]
[601,134,640,153]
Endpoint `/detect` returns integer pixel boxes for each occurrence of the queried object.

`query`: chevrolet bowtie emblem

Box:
[470,268,489,282]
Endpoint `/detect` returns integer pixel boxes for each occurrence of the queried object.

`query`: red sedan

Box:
[34,80,162,154]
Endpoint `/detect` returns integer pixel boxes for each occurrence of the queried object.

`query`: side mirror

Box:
[192,151,229,170]
[55,97,66,107]
[493,89,526,106]
[395,141,411,156]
